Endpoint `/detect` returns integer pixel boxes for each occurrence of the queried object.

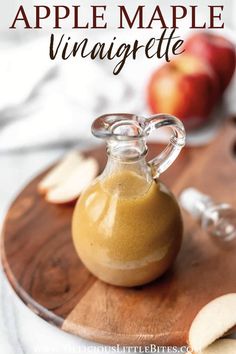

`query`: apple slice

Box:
[38,151,84,194]
[45,158,99,204]
[189,293,236,353]
[197,339,236,354]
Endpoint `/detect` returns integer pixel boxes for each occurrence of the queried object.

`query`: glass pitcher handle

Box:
[144,114,186,179]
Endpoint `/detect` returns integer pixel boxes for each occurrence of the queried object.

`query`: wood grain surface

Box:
[1,120,236,346]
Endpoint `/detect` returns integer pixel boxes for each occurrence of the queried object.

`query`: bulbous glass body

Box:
[72,157,183,286]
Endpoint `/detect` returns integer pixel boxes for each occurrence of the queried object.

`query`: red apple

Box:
[184,32,236,93]
[147,54,220,130]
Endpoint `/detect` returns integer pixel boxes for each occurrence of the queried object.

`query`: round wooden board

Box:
[1,126,236,346]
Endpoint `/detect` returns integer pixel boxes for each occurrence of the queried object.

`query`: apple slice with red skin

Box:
[147,54,220,130]
[185,32,236,93]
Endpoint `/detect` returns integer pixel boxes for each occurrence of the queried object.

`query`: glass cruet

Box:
[72,113,186,287]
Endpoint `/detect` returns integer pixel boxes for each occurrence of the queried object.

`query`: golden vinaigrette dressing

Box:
[72,170,183,287]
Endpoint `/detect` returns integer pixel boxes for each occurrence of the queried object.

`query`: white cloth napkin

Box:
[0,33,143,152]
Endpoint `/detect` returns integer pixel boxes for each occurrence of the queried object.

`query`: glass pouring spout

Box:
[92,113,186,179]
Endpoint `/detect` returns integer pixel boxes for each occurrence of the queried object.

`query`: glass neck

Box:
[102,138,151,182]
[101,152,153,186]
[106,137,147,160]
